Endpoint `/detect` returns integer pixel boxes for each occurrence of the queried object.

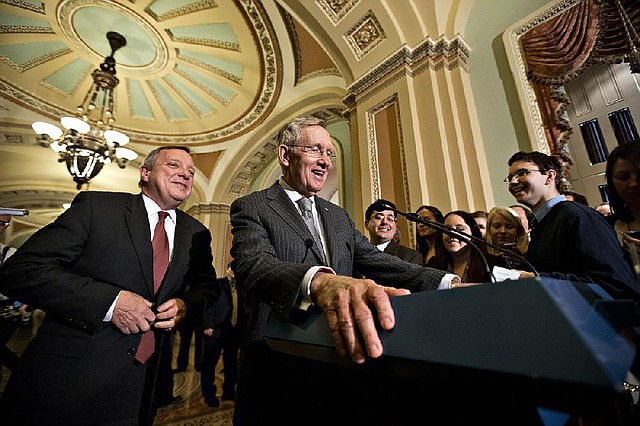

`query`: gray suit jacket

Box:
[230,180,447,342]
[230,181,449,425]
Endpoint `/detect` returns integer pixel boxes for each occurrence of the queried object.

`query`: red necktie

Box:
[136,211,170,363]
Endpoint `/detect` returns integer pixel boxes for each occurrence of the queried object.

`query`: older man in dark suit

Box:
[230,116,460,425]
[364,198,423,265]
[0,146,218,425]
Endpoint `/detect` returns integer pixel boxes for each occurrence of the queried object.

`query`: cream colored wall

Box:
[186,202,232,274]
[465,0,552,207]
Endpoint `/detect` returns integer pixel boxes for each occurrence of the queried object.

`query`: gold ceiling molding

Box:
[58,0,169,75]
[316,0,359,25]
[344,10,385,60]
[176,51,242,85]
[102,0,279,146]
[343,35,470,107]
[0,190,76,210]
[145,0,218,23]
[166,30,241,51]
[172,63,237,104]
[0,46,71,73]
[0,0,45,14]
[0,80,70,119]
[163,75,216,119]
[0,24,54,33]
[1,132,25,145]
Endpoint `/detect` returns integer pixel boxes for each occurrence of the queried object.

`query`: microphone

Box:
[302,239,314,262]
[383,203,540,279]
[404,211,494,282]
[305,239,314,250]
[0,207,29,216]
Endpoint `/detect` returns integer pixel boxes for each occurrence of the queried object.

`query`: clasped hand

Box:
[112,290,186,334]
[310,273,410,364]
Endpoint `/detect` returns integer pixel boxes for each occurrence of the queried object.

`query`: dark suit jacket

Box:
[229,181,447,424]
[383,240,423,265]
[0,191,218,424]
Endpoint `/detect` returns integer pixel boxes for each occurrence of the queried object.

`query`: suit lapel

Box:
[315,197,334,263]
[125,194,154,296]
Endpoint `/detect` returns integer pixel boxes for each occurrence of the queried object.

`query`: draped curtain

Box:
[519,0,640,157]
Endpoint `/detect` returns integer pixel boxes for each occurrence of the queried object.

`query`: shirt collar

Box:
[279,178,315,205]
[377,240,391,251]
[534,194,567,223]
[142,193,176,223]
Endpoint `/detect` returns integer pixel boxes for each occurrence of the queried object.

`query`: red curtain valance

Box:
[517,0,639,158]
[521,0,639,85]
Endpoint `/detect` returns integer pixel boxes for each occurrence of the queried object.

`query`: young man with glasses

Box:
[364,199,423,264]
[506,151,640,300]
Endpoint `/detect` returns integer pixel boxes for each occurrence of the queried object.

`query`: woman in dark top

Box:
[605,140,640,280]
[415,205,444,265]
[427,210,491,283]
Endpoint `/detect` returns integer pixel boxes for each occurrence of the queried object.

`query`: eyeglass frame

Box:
[0,221,10,227]
[287,144,337,162]
[368,213,397,223]
[503,168,543,183]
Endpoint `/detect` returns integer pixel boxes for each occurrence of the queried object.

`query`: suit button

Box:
[128,347,137,355]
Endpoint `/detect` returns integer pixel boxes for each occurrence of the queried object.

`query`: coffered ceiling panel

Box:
[0,0,279,146]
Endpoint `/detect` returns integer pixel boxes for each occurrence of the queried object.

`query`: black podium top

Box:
[265,277,637,411]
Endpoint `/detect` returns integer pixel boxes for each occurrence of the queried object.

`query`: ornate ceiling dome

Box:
[0,0,280,147]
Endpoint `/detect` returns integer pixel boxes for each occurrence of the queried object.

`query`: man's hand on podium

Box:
[310,272,410,364]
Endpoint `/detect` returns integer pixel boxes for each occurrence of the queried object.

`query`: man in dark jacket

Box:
[0,146,218,425]
[364,199,423,265]
[506,150,640,300]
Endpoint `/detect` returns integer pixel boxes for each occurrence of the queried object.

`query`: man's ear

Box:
[546,169,557,186]
[140,166,150,184]
[278,144,290,166]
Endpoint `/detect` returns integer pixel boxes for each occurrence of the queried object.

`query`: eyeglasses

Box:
[504,169,542,183]
[0,221,10,227]
[289,145,336,162]
[369,213,397,223]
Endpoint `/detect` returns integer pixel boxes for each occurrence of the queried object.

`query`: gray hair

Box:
[276,116,326,146]
[138,145,191,187]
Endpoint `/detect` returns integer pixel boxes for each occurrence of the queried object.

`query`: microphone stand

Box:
[385,204,540,281]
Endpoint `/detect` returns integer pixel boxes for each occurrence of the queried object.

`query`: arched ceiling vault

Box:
[0,0,473,228]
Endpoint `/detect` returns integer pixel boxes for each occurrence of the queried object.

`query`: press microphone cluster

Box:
[0,207,29,216]
[382,202,539,279]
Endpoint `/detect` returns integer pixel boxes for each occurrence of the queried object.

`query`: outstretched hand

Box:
[310,272,410,364]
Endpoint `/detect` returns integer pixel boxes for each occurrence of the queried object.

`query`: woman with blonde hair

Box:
[485,206,530,271]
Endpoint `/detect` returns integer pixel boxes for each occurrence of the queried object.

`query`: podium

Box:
[265,277,637,413]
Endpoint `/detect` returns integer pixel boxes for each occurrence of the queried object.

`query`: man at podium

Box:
[230,117,466,425]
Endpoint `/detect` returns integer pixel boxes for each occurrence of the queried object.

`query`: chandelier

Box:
[32,32,137,190]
